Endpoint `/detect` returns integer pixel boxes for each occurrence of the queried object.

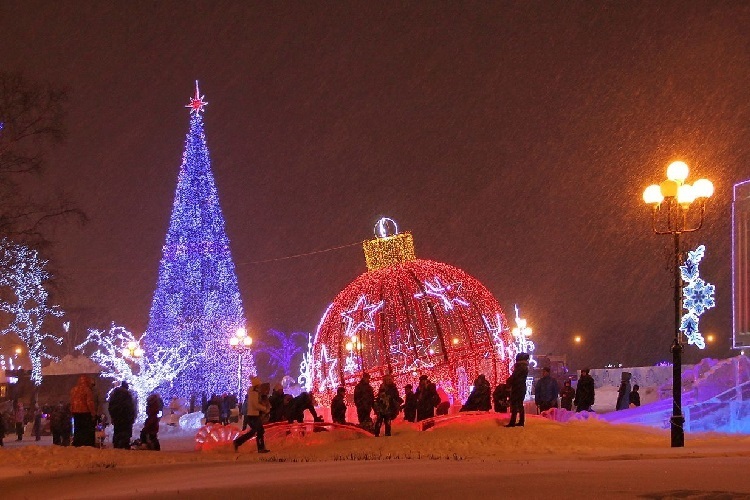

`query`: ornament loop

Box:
[374,217,399,239]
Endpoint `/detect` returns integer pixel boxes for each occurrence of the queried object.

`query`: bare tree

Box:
[0,71,85,246]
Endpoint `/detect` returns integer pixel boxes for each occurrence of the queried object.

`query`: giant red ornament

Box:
[311,219,515,406]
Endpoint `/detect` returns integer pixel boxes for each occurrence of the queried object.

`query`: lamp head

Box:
[693,178,714,198]
[643,184,664,205]
[667,161,689,183]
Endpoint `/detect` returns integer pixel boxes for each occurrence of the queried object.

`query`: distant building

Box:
[733,180,750,348]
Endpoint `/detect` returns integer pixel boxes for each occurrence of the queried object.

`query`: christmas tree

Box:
[145,82,255,400]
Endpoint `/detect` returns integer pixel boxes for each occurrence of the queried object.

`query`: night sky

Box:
[1,2,748,371]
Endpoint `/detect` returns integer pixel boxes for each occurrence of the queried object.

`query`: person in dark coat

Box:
[616,372,632,411]
[50,401,72,446]
[139,393,163,451]
[373,374,403,437]
[461,374,491,412]
[286,392,323,423]
[402,384,417,422]
[331,387,348,424]
[108,381,136,449]
[353,373,375,429]
[268,384,287,423]
[492,382,510,413]
[534,367,560,412]
[415,376,440,422]
[574,368,596,412]
[559,380,575,411]
[629,384,641,407]
[506,353,530,427]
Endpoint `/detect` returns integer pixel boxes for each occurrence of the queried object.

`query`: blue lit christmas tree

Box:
[145,82,256,400]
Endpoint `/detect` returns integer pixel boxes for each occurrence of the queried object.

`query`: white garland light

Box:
[77,324,195,420]
[0,239,63,385]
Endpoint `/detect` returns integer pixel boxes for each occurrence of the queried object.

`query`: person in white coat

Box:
[233,377,270,453]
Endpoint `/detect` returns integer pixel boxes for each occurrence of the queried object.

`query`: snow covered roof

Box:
[42,354,102,375]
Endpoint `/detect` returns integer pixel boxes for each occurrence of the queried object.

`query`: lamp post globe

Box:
[643,161,712,448]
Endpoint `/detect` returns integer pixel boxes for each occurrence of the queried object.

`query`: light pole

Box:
[643,161,713,448]
[229,327,252,397]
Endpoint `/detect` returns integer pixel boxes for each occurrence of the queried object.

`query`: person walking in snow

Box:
[331,386,348,424]
[402,384,417,422]
[373,374,403,437]
[534,367,560,413]
[233,377,271,453]
[108,381,136,449]
[506,353,530,427]
[559,380,575,411]
[354,373,375,430]
[574,368,595,412]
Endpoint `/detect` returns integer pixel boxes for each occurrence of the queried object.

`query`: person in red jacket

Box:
[70,375,97,447]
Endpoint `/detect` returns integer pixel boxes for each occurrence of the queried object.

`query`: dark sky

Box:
[1,2,748,370]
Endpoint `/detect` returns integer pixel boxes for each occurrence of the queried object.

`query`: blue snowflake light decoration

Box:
[679,245,715,349]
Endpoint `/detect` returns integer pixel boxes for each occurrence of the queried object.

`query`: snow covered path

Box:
[4,416,750,499]
[4,453,750,499]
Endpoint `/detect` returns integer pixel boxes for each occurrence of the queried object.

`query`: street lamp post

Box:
[229,327,252,397]
[643,161,713,448]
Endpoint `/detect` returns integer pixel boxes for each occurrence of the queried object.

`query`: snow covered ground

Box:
[3,414,750,499]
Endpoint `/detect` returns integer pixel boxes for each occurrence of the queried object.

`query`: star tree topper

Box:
[186,80,208,114]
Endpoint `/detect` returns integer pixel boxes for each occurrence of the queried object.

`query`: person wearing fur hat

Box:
[233,376,271,453]
[505,353,530,427]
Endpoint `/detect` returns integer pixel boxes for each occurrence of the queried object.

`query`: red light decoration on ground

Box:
[311,219,514,406]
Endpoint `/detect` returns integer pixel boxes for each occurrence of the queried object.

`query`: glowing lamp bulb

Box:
[242,336,252,347]
[660,179,679,198]
[230,337,240,346]
[677,183,696,206]
[122,348,131,357]
[452,337,459,345]
[127,341,138,350]
[574,335,582,343]
[134,347,144,357]
[14,347,22,355]
[345,341,353,351]
[693,178,714,198]
[517,319,527,329]
[350,335,359,343]
[236,327,247,338]
[667,161,689,183]
[643,184,664,205]
[525,328,532,336]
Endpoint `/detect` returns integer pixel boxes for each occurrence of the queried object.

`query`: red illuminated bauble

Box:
[311,220,515,407]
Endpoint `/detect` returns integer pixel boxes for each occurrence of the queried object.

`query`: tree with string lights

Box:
[77,324,194,420]
[0,238,63,386]
[144,82,255,400]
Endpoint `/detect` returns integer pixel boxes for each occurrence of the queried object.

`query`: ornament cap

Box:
[363,218,416,270]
